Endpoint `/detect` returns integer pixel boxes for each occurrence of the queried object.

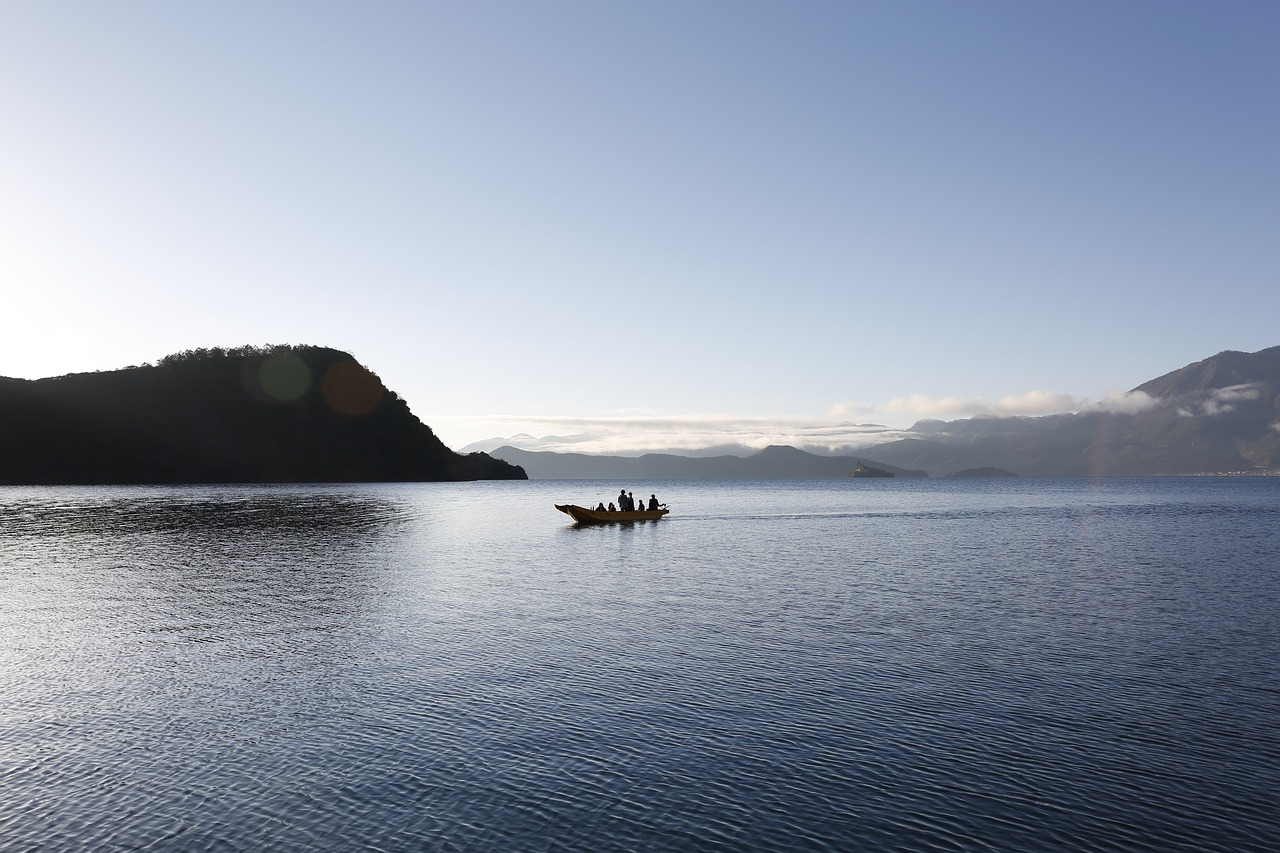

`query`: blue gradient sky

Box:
[2,1,1276,452]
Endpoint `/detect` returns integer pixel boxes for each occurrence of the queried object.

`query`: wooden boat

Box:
[555,504,669,524]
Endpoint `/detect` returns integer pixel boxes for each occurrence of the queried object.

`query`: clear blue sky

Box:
[2,1,1276,452]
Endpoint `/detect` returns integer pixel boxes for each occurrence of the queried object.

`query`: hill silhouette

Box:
[0,345,526,484]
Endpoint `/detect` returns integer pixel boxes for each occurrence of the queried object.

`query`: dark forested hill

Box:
[0,345,525,484]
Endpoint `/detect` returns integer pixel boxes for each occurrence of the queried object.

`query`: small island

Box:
[849,461,894,478]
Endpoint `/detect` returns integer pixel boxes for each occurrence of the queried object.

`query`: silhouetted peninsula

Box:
[0,345,526,484]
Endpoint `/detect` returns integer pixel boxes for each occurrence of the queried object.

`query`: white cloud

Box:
[1082,388,1161,415]
[1203,383,1261,415]
[1212,384,1262,403]
[995,390,1081,415]
[879,391,1072,420]
[880,394,985,419]
[441,414,910,456]
[1186,383,1262,417]
[877,388,1158,421]
[438,388,1166,456]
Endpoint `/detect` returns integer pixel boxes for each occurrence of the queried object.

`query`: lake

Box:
[1,478,1277,851]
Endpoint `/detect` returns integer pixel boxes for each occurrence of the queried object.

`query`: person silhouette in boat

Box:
[608,502,617,512]
[627,491,636,511]
[595,502,606,512]
[617,489,629,511]
[647,494,665,511]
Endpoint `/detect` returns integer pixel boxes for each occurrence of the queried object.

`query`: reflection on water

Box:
[0,485,409,536]
[1,480,1278,851]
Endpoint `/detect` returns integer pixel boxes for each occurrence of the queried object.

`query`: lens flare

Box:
[322,360,383,416]
[257,352,311,403]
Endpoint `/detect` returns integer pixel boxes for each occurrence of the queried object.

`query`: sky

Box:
[2,1,1276,454]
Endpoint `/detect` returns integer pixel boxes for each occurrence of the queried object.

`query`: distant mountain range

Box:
[480,345,1280,478]
[0,345,525,484]
[487,445,928,480]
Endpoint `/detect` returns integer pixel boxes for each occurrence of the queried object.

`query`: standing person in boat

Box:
[617,489,629,511]
[627,491,636,511]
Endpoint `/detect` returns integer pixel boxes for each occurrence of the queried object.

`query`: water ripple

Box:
[1,480,1277,850]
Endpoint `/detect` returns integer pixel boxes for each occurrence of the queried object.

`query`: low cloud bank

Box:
[869,388,1159,421]
[1081,388,1161,415]
[452,415,912,456]
[444,388,1163,456]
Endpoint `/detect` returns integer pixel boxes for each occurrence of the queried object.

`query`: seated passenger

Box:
[608,502,617,512]
[648,494,663,510]
[596,503,606,512]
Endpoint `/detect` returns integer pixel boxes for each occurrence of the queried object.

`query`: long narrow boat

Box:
[556,504,669,524]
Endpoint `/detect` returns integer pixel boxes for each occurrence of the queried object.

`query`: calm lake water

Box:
[2,478,1278,851]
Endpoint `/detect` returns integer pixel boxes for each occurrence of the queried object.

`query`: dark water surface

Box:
[2,478,1277,851]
